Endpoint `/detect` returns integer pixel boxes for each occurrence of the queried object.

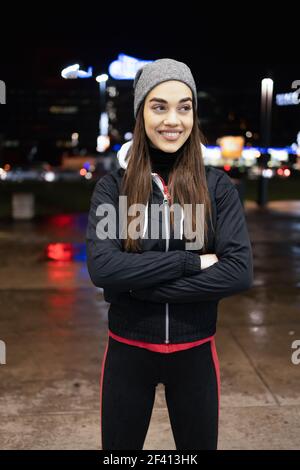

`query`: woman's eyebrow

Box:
[149,97,192,104]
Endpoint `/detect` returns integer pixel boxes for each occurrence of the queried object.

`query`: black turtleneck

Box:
[148,141,186,184]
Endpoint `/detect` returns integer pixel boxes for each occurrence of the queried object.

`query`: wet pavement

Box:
[0,201,299,450]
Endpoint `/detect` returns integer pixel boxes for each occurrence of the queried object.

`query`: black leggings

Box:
[100,335,220,450]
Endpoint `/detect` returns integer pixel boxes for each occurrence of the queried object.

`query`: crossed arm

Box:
[86,174,203,293]
[129,174,253,303]
[86,172,253,302]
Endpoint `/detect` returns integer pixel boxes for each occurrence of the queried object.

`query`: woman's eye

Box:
[153,106,191,112]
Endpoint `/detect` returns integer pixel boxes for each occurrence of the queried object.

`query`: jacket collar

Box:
[117,139,207,171]
[116,139,207,239]
[117,139,168,200]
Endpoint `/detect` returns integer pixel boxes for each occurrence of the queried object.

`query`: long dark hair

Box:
[121,101,213,253]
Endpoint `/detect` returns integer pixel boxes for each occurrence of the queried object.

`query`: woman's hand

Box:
[200,254,219,270]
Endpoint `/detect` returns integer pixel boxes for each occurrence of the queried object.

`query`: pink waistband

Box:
[108,329,214,354]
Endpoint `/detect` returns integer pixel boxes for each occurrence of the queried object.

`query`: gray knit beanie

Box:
[133,58,197,119]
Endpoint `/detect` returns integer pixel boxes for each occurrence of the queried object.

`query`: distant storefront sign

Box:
[108,53,153,80]
[276,92,300,106]
[217,136,245,159]
[276,80,300,106]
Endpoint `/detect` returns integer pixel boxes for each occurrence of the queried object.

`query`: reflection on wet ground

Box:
[0,201,299,449]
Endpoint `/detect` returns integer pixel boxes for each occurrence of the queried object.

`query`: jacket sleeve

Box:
[130,172,253,303]
[86,173,201,292]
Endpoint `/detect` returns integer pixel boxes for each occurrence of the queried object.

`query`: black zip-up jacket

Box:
[86,141,253,344]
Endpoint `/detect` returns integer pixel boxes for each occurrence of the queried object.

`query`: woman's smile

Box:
[158,130,183,141]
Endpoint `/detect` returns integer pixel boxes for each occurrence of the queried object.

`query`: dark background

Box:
[0,5,299,165]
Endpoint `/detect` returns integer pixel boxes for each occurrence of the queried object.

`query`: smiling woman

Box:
[122,71,212,255]
[86,58,253,451]
[144,81,194,149]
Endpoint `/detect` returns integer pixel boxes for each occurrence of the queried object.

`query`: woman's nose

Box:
[163,111,181,125]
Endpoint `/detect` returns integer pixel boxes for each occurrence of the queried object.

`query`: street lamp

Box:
[60,65,111,153]
[95,74,110,153]
[257,77,274,207]
[261,78,273,148]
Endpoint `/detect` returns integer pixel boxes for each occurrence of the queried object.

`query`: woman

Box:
[86,58,253,450]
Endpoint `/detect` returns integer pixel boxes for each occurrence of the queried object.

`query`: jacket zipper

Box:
[156,174,171,344]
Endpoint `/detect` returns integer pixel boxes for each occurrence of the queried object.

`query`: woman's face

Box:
[143,80,194,153]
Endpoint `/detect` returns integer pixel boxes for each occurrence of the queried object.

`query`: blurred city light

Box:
[61,64,93,79]
[0,168,7,180]
[108,53,153,80]
[99,112,109,136]
[276,91,300,106]
[262,168,274,178]
[95,74,109,83]
[46,243,73,261]
[71,133,79,147]
[124,132,133,141]
[44,171,56,182]
[45,243,86,262]
[96,135,110,152]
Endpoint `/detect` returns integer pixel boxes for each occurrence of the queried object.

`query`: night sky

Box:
[1,6,298,89]
[0,6,299,154]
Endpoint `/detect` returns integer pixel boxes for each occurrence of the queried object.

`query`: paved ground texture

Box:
[0,201,299,450]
